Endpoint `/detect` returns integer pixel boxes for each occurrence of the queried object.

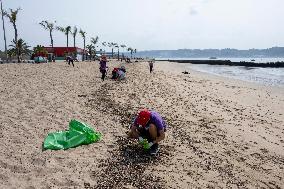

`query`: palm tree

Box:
[102,42,107,53]
[120,45,126,59]
[113,43,120,60]
[7,48,16,61]
[9,38,31,61]
[56,25,71,49]
[2,7,21,62]
[39,20,56,48]
[86,44,95,61]
[108,42,116,58]
[79,29,86,61]
[91,36,99,58]
[127,47,133,59]
[72,26,77,47]
[1,0,8,61]
[120,44,126,52]
[33,45,48,56]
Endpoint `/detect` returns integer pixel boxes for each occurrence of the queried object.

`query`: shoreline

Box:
[156,61,284,88]
[0,61,283,188]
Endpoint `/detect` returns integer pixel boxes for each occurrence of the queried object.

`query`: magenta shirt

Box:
[99,60,107,70]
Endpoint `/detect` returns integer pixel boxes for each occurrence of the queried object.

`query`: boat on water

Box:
[209,57,217,59]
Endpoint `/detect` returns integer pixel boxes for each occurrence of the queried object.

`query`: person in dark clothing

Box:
[99,55,107,81]
[149,60,154,73]
[67,56,74,67]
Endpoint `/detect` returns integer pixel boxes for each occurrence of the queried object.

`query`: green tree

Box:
[9,38,31,61]
[33,45,48,55]
[7,48,16,61]
[86,44,95,61]
[79,29,86,61]
[39,20,56,48]
[2,7,21,62]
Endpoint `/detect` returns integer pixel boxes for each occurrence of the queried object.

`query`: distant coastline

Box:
[159,59,284,68]
[133,47,284,59]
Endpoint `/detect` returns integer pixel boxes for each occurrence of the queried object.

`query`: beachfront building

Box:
[40,47,86,61]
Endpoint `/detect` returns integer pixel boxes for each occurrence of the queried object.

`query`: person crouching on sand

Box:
[128,109,166,155]
[99,55,108,81]
[67,56,74,67]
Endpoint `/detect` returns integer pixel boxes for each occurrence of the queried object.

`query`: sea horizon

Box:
[156,57,284,63]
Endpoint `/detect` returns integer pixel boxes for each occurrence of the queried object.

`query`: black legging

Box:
[101,70,106,81]
[68,59,74,67]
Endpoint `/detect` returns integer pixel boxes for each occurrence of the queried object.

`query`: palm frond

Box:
[91,36,99,45]
[79,29,86,38]
[56,26,65,32]
[72,26,78,37]
[40,20,55,31]
[65,26,71,35]
[3,8,21,24]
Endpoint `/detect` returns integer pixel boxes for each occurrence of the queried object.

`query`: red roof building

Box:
[43,47,86,61]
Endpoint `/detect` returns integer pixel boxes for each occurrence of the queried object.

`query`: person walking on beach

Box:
[99,55,108,81]
[149,59,154,73]
[128,109,166,155]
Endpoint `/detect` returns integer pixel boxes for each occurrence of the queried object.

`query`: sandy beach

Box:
[0,60,283,189]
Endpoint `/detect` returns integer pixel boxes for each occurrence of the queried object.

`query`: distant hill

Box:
[132,47,284,58]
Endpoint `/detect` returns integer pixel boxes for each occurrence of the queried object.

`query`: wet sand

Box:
[0,60,283,188]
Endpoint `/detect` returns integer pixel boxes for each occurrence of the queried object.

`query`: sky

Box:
[0,0,283,51]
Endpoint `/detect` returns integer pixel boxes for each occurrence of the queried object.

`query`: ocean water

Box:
[157,57,284,63]
[157,58,284,87]
[188,64,284,87]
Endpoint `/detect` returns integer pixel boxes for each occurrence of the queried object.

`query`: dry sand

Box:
[0,60,283,189]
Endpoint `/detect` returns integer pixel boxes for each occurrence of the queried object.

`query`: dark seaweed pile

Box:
[90,136,173,189]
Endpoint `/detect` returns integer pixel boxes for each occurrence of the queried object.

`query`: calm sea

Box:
[157,57,284,63]
[158,58,284,87]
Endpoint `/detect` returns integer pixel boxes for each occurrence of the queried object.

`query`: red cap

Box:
[137,109,151,127]
[101,55,107,60]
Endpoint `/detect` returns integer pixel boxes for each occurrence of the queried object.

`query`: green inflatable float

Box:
[43,119,101,150]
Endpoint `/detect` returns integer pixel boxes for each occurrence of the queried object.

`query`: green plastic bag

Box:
[43,119,101,150]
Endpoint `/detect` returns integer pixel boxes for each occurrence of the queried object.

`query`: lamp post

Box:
[0,0,8,61]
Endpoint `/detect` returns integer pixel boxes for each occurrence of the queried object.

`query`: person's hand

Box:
[143,142,153,150]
